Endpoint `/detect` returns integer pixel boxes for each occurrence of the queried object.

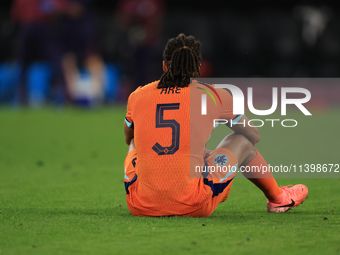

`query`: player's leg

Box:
[215,133,308,213]
[215,133,282,200]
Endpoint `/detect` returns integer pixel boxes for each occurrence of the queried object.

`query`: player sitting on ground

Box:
[123,33,308,216]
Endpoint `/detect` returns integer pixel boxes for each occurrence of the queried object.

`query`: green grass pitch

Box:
[0,107,339,255]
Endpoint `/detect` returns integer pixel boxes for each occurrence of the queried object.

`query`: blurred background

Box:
[0,0,340,108]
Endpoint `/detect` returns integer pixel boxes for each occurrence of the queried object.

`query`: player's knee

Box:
[238,134,256,159]
[247,144,257,161]
[242,136,257,165]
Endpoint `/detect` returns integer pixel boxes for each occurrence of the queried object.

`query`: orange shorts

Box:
[124,148,238,217]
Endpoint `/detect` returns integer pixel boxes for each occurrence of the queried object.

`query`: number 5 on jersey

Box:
[152,103,180,155]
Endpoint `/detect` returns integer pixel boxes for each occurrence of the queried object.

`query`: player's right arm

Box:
[229,115,260,145]
[124,121,134,145]
[124,90,135,145]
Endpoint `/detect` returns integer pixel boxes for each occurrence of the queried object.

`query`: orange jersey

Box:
[124,80,239,216]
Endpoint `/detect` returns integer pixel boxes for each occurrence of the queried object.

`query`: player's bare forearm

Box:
[232,130,260,146]
[124,122,134,145]
[229,115,260,145]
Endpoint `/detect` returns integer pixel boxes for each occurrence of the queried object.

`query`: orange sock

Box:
[242,148,282,201]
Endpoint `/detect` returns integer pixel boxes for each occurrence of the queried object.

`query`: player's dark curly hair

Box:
[158,33,202,88]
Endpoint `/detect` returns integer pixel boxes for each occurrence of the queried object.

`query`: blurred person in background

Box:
[114,0,165,97]
[11,0,70,106]
[60,0,105,105]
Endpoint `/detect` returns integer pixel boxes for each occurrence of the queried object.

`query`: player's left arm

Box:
[229,115,260,145]
[124,121,134,145]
